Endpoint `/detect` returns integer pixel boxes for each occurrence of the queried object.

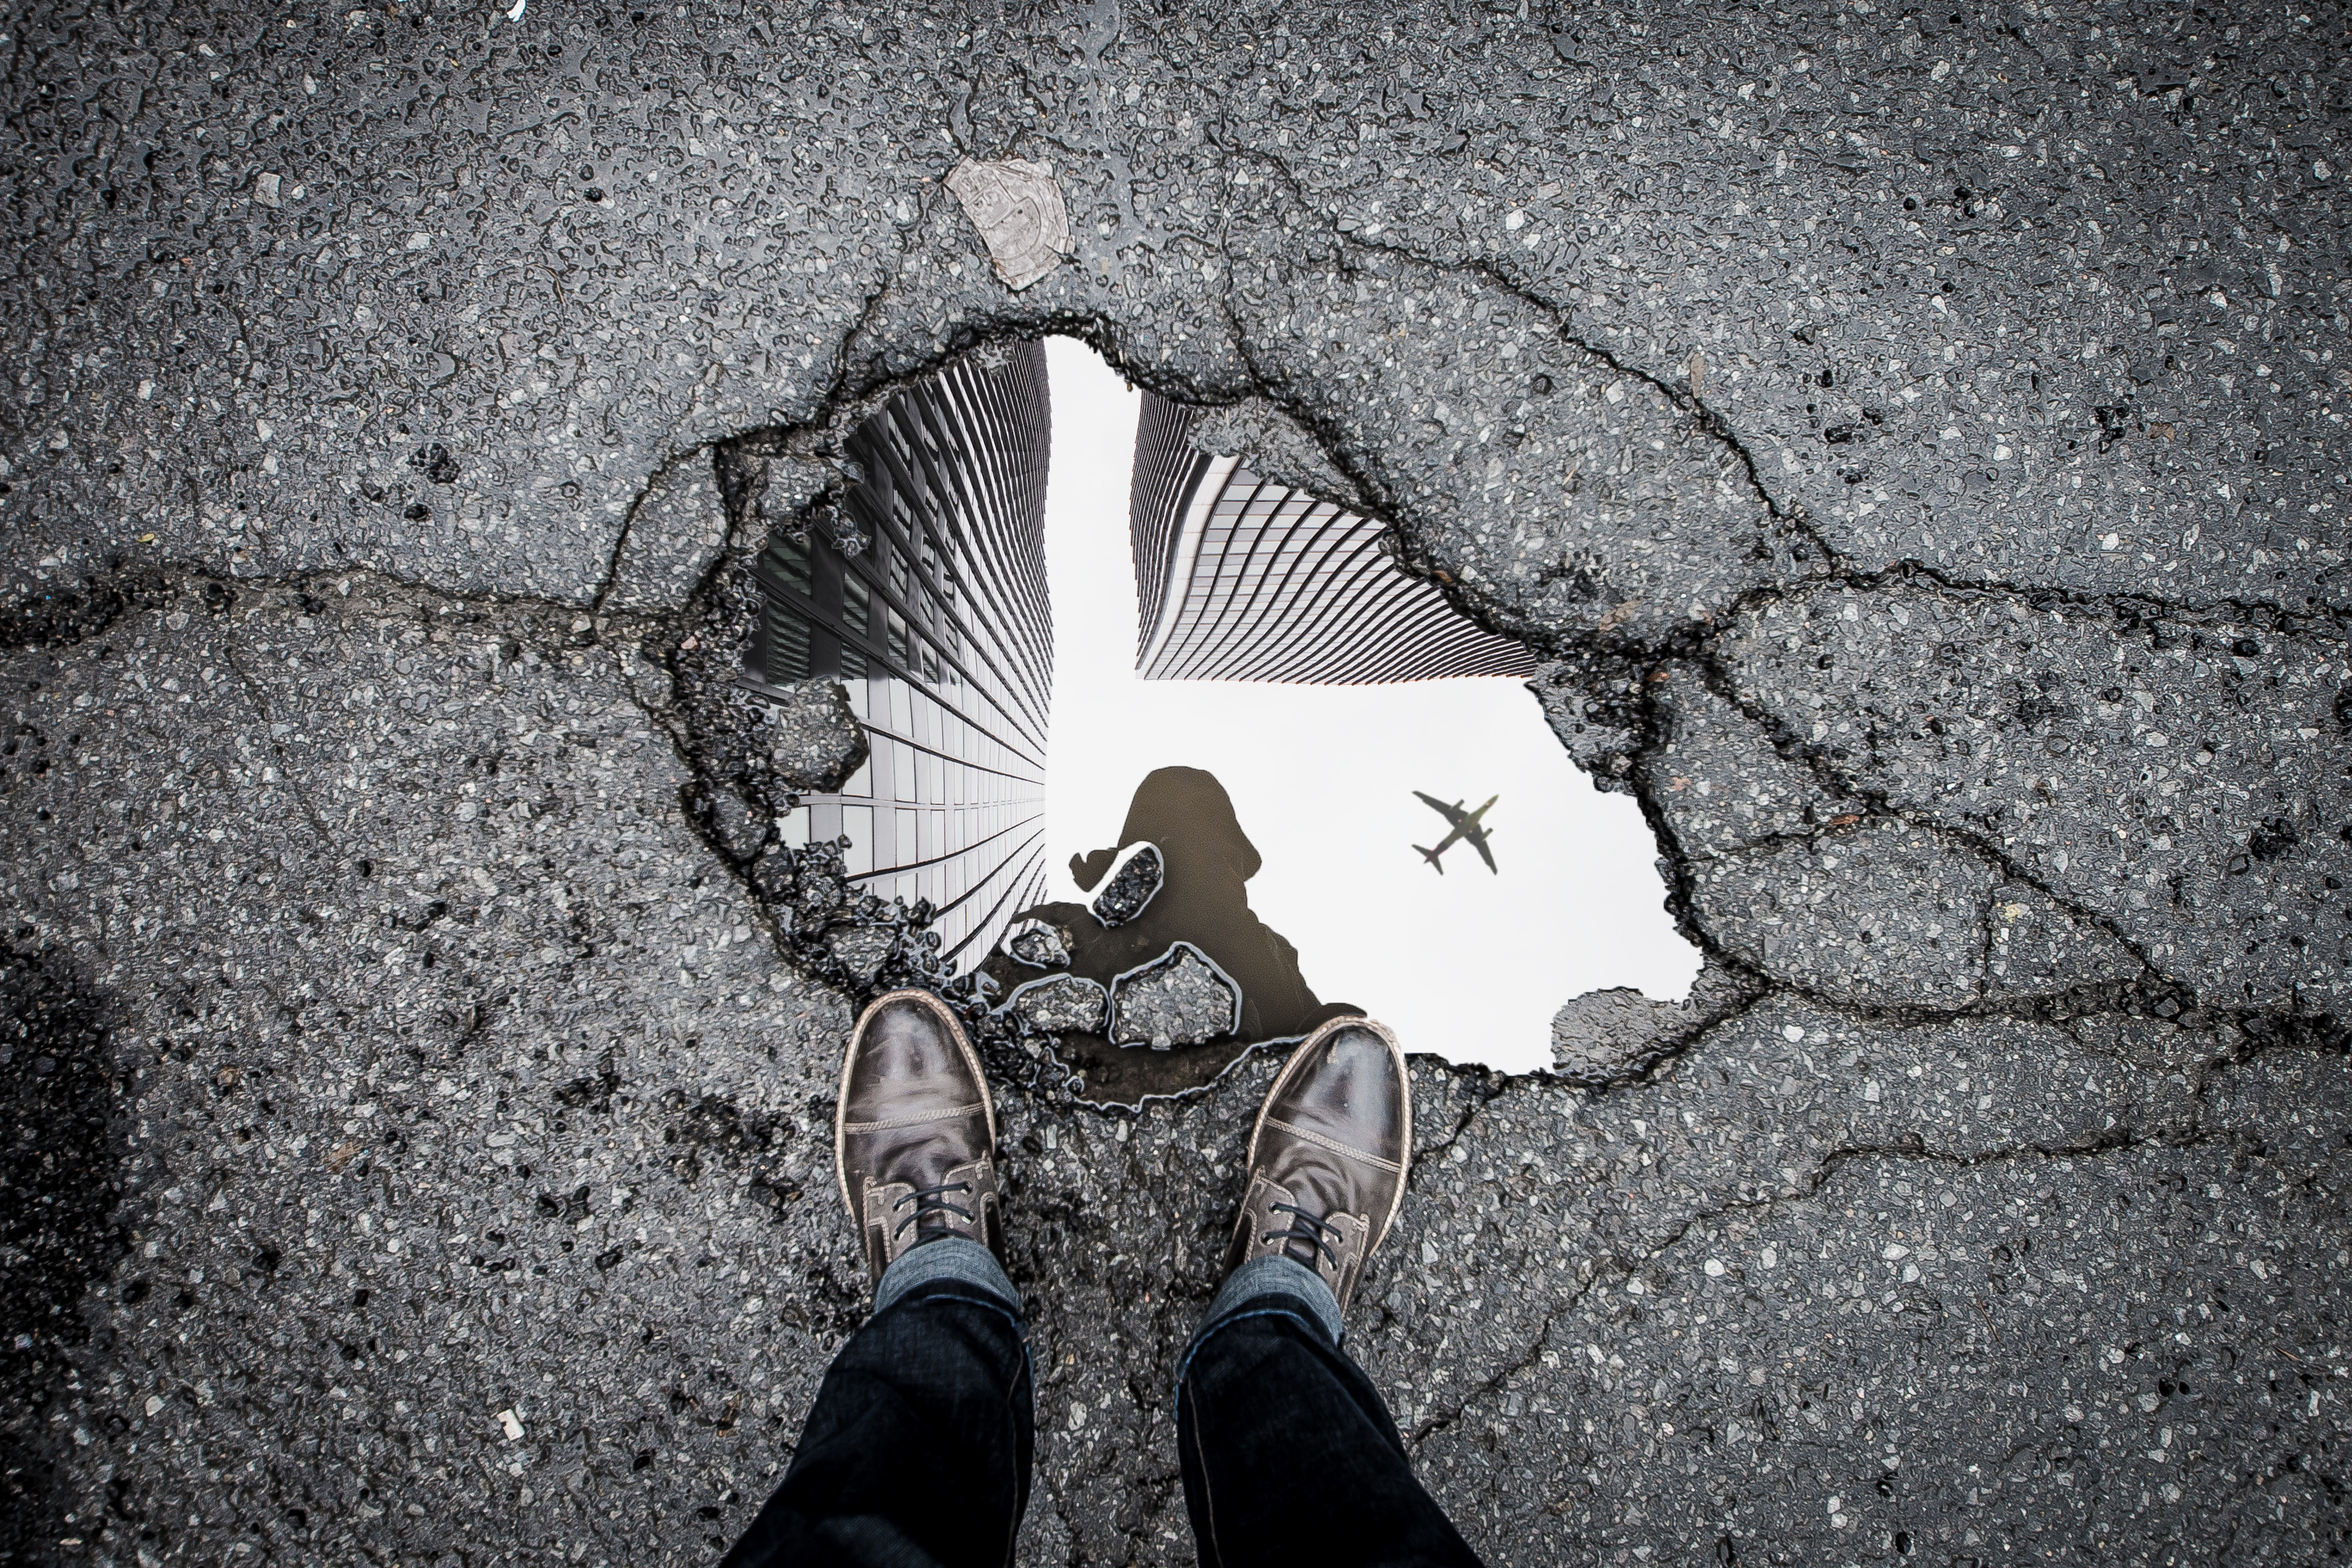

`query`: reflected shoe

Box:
[835,988,1003,1293]
[1223,1015,1412,1317]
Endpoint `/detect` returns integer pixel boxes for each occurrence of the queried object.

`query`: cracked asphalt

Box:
[4,2,2348,1563]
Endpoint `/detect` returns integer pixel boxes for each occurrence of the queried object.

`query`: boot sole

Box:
[1244,1013,1413,1260]
[834,988,998,1230]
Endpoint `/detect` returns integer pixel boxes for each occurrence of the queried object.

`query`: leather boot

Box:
[1223,1015,1411,1316]
[835,988,1003,1291]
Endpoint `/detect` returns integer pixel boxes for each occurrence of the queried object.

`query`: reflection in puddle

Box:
[1037,338,1701,1083]
[742,344,1053,967]
[979,765,1361,1102]
[1131,393,1537,685]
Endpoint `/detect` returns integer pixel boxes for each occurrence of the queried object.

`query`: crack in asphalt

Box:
[1306,203,2348,639]
[215,638,341,853]
[1180,149,1830,667]
[7,301,2329,1140]
[1673,645,2189,994]
[1402,1117,2233,1454]
[1329,217,1832,548]
[1199,144,2345,664]
[589,445,709,614]
[1407,1067,1514,1180]
[1832,556,2352,644]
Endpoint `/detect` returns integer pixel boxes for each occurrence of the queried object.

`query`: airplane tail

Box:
[1414,844,1446,874]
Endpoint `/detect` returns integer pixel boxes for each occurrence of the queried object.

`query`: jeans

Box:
[719,1239,1482,1568]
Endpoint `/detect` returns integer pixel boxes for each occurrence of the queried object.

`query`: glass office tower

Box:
[743,343,1054,965]
[1130,393,1536,684]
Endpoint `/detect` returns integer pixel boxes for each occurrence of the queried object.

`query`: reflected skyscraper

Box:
[1129,393,1536,684]
[743,343,1053,964]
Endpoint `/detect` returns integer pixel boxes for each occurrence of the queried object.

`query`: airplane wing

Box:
[1468,826,1498,874]
[1413,791,1468,826]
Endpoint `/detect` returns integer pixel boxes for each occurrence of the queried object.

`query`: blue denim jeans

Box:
[720,1239,1480,1567]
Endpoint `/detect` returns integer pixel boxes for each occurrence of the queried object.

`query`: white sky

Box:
[1039,337,1698,1073]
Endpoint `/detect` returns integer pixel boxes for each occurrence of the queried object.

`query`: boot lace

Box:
[1264,1202,1343,1268]
[892,1181,975,1239]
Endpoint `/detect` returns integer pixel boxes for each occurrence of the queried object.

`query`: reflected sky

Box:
[1039,338,1699,1074]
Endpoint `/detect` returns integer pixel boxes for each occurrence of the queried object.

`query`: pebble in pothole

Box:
[1109,942,1240,1051]
[761,679,868,790]
[1002,920,1072,969]
[1004,973,1109,1034]
[1089,842,1164,928]
[825,926,897,986]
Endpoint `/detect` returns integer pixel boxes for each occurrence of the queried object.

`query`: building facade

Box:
[743,342,1054,966]
[1129,393,1537,684]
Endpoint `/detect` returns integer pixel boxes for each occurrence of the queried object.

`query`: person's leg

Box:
[1176,1018,1484,1568]
[721,1239,1030,1568]
[719,991,1033,1568]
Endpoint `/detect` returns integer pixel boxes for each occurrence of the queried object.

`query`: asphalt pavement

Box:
[2,4,2345,1563]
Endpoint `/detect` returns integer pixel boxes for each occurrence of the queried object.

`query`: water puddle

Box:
[976,764,1362,1101]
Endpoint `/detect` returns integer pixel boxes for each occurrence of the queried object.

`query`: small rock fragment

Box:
[1090,842,1164,928]
[702,785,773,861]
[825,926,896,986]
[1004,973,1108,1034]
[761,679,868,792]
[1110,942,1241,1051]
[1002,919,1071,969]
[788,840,852,929]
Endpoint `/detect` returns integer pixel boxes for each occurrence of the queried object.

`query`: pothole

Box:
[728,336,1697,1104]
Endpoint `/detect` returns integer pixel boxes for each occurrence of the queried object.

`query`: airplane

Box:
[1412,791,1499,875]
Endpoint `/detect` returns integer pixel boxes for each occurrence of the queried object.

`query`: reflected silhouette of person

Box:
[1040,765,1352,1043]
